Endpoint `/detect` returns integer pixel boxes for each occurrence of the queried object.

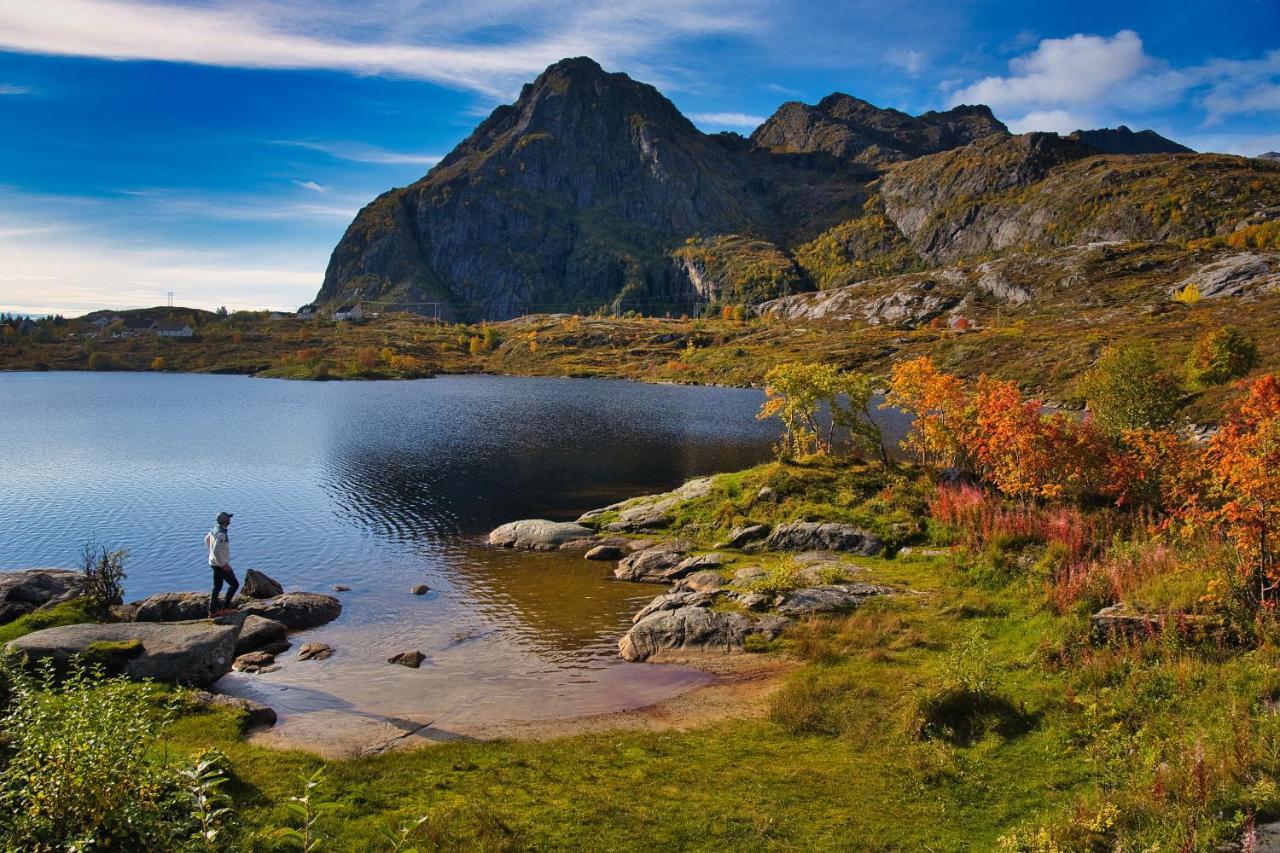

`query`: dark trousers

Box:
[210,565,239,613]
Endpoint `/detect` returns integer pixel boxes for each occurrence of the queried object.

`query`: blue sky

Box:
[1,0,1278,316]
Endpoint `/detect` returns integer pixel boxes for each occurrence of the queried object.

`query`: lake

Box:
[0,372,911,752]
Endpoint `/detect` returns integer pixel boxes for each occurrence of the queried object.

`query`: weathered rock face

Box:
[239,592,342,631]
[1170,252,1280,299]
[618,606,789,662]
[0,569,86,624]
[488,519,596,551]
[6,621,239,686]
[762,522,883,555]
[631,591,716,624]
[751,95,1007,165]
[241,569,284,599]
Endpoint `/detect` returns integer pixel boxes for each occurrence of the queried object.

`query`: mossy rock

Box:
[83,639,145,673]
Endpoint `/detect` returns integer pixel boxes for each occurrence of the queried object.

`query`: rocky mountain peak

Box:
[750,93,1007,165]
[1066,125,1193,155]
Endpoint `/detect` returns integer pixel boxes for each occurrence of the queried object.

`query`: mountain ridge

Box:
[317,57,1268,320]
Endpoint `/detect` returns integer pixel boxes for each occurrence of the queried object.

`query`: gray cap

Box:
[216,511,233,524]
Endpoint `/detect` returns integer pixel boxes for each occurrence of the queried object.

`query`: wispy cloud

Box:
[276,139,443,166]
[689,112,766,129]
[0,83,30,95]
[887,49,925,76]
[293,180,333,194]
[0,0,760,98]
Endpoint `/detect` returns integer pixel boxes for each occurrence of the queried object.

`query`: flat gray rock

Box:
[774,583,888,616]
[619,607,789,662]
[6,620,239,686]
[584,544,625,561]
[762,522,883,556]
[632,591,715,624]
[133,591,214,622]
[238,592,341,630]
[488,519,596,551]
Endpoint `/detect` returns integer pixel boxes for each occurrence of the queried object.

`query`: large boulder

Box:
[6,621,239,686]
[582,477,715,532]
[632,591,716,624]
[762,522,884,555]
[775,583,889,616]
[235,615,288,654]
[619,607,788,662]
[0,569,86,624]
[133,591,212,622]
[488,519,596,551]
[240,569,284,599]
[239,592,341,630]
[614,544,692,583]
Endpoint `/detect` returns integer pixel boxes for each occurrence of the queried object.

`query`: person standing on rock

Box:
[205,511,239,616]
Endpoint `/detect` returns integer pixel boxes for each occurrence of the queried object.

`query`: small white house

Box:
[152,323,194,338]
[332,304,363,322]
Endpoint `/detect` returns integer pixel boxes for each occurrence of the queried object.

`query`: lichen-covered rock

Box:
[631,591,716,624]
[239,592,342,631]
[762,522,883,555]
[619,607,789,662]
[1170,252,1280,299]
[6,621,239,686]
[488,519,596,551]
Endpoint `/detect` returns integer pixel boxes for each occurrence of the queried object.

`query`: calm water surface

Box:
[1,372,798,748]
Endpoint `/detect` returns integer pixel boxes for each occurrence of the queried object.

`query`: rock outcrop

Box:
[235,615,288,655]
[6,621,239,686]
[133,591,212,622]
[241,569,284,599]
[761,522,883,555]
[618,607,789,662]
[1066,126,1192,155]
[613,544,692,582]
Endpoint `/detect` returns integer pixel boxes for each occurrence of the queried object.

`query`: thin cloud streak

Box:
[276,139,444,166]
[690,112,767,129]
[0,0,760,97]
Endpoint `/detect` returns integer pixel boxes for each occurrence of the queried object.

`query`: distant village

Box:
[1,302,366,342]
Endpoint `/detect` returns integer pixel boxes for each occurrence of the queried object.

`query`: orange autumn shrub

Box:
[884,356,970,467]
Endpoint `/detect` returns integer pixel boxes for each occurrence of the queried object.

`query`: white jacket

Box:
[205,527,230,567]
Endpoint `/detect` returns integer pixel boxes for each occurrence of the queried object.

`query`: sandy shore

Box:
[241,654,797,759]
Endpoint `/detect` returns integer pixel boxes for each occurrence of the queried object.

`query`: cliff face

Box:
[318,57,1279,320]
[1065,126,1193,155]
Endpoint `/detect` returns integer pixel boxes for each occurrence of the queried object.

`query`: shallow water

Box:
[0,371,909,747]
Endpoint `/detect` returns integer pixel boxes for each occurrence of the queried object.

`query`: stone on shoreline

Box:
[194,690,277,729]
[241,569,284,599]
[6,621,239,686]
[632,591,715,624]
[297,642,332,661]
[488,519,596,551]
[233,650,276,673]
[388,650,426,668]
[581,477,715,533]
[235,615,288,655]
[675,570,726,593]
[411,584,430,595]
[133,591,215,623]
[584,544,625,561]
[614,544,692,582]
[761,522,884,555]
[239,592,342,630]
[619,607,789,662]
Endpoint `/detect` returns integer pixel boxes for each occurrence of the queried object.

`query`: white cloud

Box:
[293,180,333,194]
[1178,132,1280,158]
[950,30,1150,109]
[0,83,30,95]
[0,0,759,98]
[1005,109,1095,135]
[275,139,443,166]
[887,49,924,75]
[689,112,766,129]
